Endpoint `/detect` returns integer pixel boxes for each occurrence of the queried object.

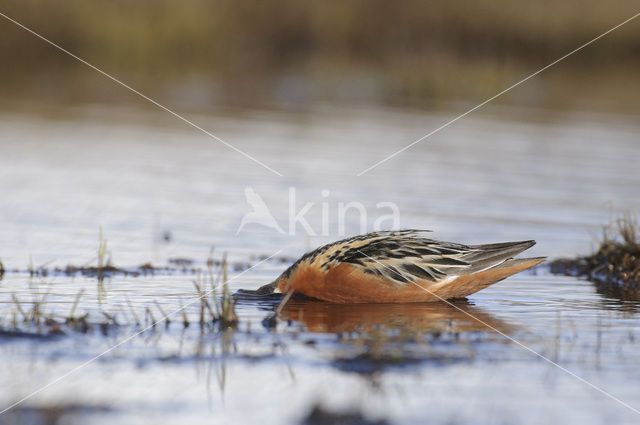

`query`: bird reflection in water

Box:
[279,298,512,334]
[278,298,515,375]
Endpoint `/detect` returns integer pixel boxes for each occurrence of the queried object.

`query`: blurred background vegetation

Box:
[1,0,639,114]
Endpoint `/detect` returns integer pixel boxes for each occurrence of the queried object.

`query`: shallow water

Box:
[1,106,640,424]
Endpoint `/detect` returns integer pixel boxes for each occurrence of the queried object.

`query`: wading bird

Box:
[255,230,544,303]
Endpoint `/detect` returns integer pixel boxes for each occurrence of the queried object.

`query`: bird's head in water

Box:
[253,279,279,295]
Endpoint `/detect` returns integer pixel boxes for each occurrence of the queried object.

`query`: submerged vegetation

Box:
[1,230,242,338]
[551,215,640,297]
[2,263,239,339]
[193,253,239,330]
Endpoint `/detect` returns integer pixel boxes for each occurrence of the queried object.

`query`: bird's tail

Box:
[432,256,546,300]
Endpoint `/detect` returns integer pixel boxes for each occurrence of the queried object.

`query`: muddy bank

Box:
[550,216,640,299]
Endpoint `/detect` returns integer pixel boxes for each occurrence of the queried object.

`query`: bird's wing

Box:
[336,232,535,285]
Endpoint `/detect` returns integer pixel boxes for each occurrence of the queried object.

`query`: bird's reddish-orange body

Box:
[276,258,543,303]
[256,230,545,303]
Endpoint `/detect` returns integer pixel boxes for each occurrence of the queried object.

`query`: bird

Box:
[254,230,545,303]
